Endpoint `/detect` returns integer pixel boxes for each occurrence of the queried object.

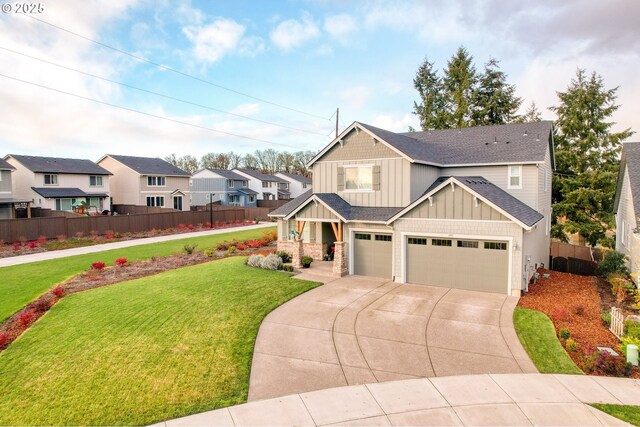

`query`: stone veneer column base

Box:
[291,239,303,268]
[332,241,348,277]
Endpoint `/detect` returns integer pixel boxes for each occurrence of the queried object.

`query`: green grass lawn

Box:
[513,307,583,374]
[591,404,640,426]
[0,256,320,426]
[0,226,275,323]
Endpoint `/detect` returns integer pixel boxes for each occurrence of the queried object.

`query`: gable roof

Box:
[614,142,640,215]
[103,154,189,176]
[31,187,109,198]
[309,121,554,168]
[275,172,312,185]
[269,190,313,217]
[202,168,246,180]
[7,155,111,175]
[388,176,543,229]
[234,168,287,183]
[0,158,15,171]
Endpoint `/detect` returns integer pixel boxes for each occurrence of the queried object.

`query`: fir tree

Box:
[412,57,447,130]
[442,46,477,128]
[515,101,542,123]
[472,58,522,126]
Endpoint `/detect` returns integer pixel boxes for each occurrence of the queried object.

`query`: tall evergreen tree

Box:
[412,57,447,130]
[551,69,634,247]
[442,46,477,128]
[515,101,542,123]
[472,58,522,126]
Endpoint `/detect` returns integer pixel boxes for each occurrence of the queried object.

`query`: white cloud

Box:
[270,12,320,51]
[183,18,246,64]
[371,113,418,133]
[324,13,357,39]
[339,86,371,111]
[238,36,266,57]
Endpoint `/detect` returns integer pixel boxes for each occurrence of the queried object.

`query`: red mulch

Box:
[518,268,636,375]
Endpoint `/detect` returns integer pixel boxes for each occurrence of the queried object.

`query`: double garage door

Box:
[406,236,509,294]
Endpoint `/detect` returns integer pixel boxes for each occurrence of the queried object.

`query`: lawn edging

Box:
[513,306,583,374]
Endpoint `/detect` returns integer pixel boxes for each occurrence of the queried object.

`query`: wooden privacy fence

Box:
[550,241,594,261]
[257,199,289,209]
[611,307,624,338]
[0,208,274,242]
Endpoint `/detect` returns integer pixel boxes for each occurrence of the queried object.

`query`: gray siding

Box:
[190,177,227,192]
[616,166,640,282]
[410,164,440,202]
[404,184,508,221]
[296,202,339,221]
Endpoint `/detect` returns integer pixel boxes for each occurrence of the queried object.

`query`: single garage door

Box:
[353,232,393,279]
[406,237,509,294]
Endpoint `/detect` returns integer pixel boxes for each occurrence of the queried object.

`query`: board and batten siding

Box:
[410,164,440,202]
[296,201,339,221]
[440,164,538,210]
[404,183,509,221]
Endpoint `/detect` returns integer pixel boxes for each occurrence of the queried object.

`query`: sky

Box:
[0,0,638,162]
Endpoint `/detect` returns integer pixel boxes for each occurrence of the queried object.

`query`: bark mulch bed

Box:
[0,246,276,353]
[518,268,638,377]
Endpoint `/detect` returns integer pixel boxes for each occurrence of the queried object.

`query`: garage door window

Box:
[375,235,392,242]
[408,238,427,245]
[355,233,371,240]
[484,241,507,250]
[457,240,479,248]
[432,239,452,247]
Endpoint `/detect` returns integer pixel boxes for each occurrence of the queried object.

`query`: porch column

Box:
[332,241,348,277]
[292,239,303,268]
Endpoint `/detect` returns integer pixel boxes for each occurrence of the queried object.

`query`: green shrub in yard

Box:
[565,338,577,352]
[620,336,640,357]
[598,251,629,277]
[247,254,264,268]
[204,248,215,258]
[625,319,640,338]
[282,265,294,272]
[559,328,571,340]
[276,251,292,264]
[601,311,612,327]
[183,244,198,255]
[260,254,282,271]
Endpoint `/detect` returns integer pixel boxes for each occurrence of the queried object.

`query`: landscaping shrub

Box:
[115,258,127,267]
[34,298,51,313]
[282,264,294,272]
[624,320,640,338]
[245,239,263,249]
[0,331,7,347]
[260,254,282,271]
[187,224,195,230]
[177,224,186,230]
[204,248,215,258]
[56,234,67,241]
[183,244,198,255]
[551,306,568,322]
[565,338,577,352]
[598,251,629,277]
[582,349,632,377]
[276,251,292,263]
[18,310,35,326]
[91,262,106,270]
[104,230,115,240]
[301,256,313,268]
[52,285,64,297]
[114,232,121,239]
[247,254,264,268]
[36,235,47,245]
[262,230,277,242]
[11,242,21,251]
[236,243,247,251]
[75,232,84,239]
[559,328,571,339]
[601,311,612,327]
[27,241,38,249]
[226,246,237,255]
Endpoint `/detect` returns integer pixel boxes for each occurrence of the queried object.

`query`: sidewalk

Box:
[0,223,275,268]
[159,373,635,426]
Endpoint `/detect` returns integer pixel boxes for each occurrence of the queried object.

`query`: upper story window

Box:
[89,175,103,187]
[228,179,235,188]
[345,165,373,191]
[44,174,58,185]
[507,165,522,189]
[147,176,166,187]
[243,180,248,187]
[262,181,269,188]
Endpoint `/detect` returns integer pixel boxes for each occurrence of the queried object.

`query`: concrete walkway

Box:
[0,223,275,267]
[248,274,536,401]
[161,373,635,426]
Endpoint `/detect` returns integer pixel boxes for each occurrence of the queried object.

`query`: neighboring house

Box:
[274,172,312,199]
[233,169,288,200]
[190,168,258,207]
[0,157,31,219]
[5,154,111,213]
[270,121,554,296]
[614,141,640,283]
[98,154,190,211]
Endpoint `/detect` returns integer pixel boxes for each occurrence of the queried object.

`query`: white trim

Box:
[314,157,404,164]
[400,231,513,296]
[395,218,513,224]
[349,226,395,276]
[507,165,523,189]
[294,217,340,223]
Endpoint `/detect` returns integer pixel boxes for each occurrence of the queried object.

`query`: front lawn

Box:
[591,404,640,426]
[0,256,320,426]
[513,307,582,374]
[0,227,275,323]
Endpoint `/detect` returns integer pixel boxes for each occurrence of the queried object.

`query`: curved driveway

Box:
[249,274,536,401]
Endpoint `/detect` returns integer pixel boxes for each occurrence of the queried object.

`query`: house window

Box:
[147,176,166,187]
[44,174,58,185]
[146,196,164,207]
[355,233,371,240]
[484,241,507,250]
[243,181,248,187]
[89,175,103,187]
[303,183,308,188]
[508,165,522,189]
[228,180,235,188]
[344,166,373,191]
[432,239,452,247]
[408,237,427,245]
[262,181,268,188]
[457,240,479,248]
[249,195,255,202]
[375,234,392,242]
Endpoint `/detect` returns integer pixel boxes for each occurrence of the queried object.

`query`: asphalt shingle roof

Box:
[107,155,189,176]
[276,172,312,184]
[269,190,313,216]
[9,155,111,175]
[615,142,640,215]
[235,169,287,183]
[204,168,246,180]
[421,176,544,227]
[237,188,258,196]
[347,121,553,166]
[0,158,15,170]
[31,187,109,198]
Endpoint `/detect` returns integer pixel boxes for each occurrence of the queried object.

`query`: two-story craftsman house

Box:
[270,121,554,296]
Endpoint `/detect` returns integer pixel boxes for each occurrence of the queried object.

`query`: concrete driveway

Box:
[248,274,536,401]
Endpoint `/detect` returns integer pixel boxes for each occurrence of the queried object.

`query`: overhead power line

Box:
[0,72,316,149]
[0,45,330,137]
[24,15,333,121]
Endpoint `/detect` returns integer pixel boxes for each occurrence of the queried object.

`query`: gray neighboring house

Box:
[233,169,289,200]
[270,121,554,296]
[98,154,190,211]
[5,154,111,213]
[190,168,258,207]
[614,141,640,284]
[0,157,31,219]
[274,172,312,199]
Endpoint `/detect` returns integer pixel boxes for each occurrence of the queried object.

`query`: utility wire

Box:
[0,45,330,137]
[0,72,313,149]
[24,15,334,121]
